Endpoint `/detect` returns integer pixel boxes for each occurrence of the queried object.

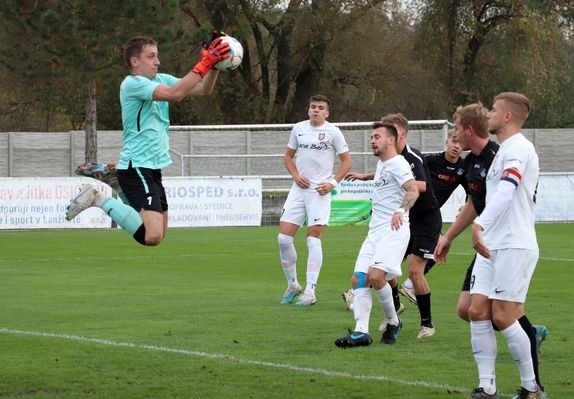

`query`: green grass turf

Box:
[0,224,572,398]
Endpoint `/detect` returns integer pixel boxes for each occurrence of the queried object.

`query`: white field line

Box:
[0,327,474,394]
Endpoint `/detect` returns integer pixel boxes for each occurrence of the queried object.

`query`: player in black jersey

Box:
[399,129,464,303]
[434,103,547,398]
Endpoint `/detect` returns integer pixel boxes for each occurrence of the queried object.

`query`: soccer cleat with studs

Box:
[280,284,302,304]
[466,387,499,399]
[511,387,545,399]
[65,184,99,221]
[399,283,417,305]
[335,330,373,349]
[533,325,548,361]
[342,289,354,311]
[380,317,402,344]
[379,302,405,332]
[417,325,436,338]
[294,293,316,306]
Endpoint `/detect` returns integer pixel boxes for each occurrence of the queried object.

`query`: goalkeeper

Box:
[65,33,230,246]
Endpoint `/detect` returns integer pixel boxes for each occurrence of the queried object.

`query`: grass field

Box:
[0,224,572,398]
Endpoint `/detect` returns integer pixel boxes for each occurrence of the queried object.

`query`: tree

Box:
[414,0,574,126]
[0,0,182,161]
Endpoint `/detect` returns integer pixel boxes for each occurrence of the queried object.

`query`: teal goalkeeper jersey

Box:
[119,73,179,170]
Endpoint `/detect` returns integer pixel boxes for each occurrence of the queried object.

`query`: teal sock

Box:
[100,198,143,235]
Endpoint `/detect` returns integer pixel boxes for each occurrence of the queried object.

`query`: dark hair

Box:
[372,121,398,141]
[123,37,157,70]
[310,95,331,108]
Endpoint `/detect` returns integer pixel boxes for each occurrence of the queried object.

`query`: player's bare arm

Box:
[415,180,427,193]
[434,195,478,263]
[471,223,491,259]
[284,147,310,189]
[317,152,352,196]
[391,179,419,231]
[153,68,220,101]
[344,172,375,181]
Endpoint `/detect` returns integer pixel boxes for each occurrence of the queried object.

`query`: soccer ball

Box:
[215,36,243,71]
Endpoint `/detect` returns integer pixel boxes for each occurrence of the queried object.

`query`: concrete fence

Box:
[1,128,573,181]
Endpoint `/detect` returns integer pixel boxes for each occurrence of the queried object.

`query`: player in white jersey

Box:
[335,122,418,348]
[278,95,352,306]
[467,93,544,399]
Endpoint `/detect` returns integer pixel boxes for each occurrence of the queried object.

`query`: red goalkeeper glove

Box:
[192,37,231,77]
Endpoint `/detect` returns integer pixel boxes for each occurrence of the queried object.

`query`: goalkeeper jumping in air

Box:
[66,32,230,246]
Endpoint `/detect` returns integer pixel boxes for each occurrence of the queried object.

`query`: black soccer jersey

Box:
[401,144,439,217]
[462,140,499,216]
[424,151,466,208]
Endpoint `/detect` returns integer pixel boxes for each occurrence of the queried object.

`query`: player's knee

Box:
[354,272,367,289]
[468,304,490,322]
[350,274,358,288]
[307,236,321,248]
[278,233,293,246]
[145,228,164,246]
[457,302,470,322]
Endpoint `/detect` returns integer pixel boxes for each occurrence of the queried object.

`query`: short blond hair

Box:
[493,92,530,125]
[453,103,489,139]
[381,113,409,133]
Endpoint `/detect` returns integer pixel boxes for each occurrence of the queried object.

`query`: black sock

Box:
[392,284,401,311]
[518,315,541,388]
[424,259,436,275]
[133,224,146,245]
[416,293,433,327]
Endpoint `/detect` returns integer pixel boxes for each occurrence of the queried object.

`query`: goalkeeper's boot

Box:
[75,162,121,192]
[280,284,301,304]
[294,293,316,306]
[335,330,373,348]
[342,289,354,311]
[533,325,548,361]
[65,184,99,221]
[379,302,405,332]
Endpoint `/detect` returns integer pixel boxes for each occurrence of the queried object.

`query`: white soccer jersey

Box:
[287,120,349,189]
[369,155,415,231]
[478,133,539,250]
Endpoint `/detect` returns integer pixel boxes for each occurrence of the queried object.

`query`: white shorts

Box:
[280,185,332,227]
[470,248,539,303]
[353,225,409,280]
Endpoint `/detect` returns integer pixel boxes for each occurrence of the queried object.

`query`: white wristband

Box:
[396,208,406,214]
[330,178,338,187]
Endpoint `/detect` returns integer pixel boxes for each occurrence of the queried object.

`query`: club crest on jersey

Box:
[457,168,464,175]
[318,133,325,140]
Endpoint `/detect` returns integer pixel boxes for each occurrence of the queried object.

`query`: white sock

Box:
[304,237,322,296]
[403,277,413,290]
[375,284,398,326]
[278,234,298,288]
[501,321,538,392]
[353,287,372,333]
[470,320,497,395]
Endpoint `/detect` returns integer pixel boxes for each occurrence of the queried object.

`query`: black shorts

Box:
[404,208,442,259]
[461,255,477,292]
[117,163,168,213]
